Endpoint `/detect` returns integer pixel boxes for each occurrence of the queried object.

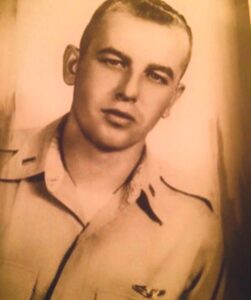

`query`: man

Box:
[0,0,224,299]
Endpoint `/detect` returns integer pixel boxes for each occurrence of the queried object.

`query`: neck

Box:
[61,114,145,194]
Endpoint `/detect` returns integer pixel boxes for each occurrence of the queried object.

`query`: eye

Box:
[98,57,126,69]
[146,70,168,85]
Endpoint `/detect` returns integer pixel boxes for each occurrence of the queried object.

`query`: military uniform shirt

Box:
[0,116,224,300]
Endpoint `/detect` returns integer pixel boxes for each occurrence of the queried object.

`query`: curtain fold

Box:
[0,0,17,146]
[219,1,251,299]
[231,0,251,298]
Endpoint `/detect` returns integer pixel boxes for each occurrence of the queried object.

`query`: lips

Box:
[101,108,135,122]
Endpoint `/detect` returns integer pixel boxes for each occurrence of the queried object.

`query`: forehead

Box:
[90,11,190,78]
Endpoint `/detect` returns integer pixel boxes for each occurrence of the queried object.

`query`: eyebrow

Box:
[96,47,131,64]
[147,64,174,81]
[96,47,174,80]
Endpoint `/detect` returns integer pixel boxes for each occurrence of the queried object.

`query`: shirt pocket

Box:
[0,261,37,300]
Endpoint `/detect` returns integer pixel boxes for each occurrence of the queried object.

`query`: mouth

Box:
[101,108,135,122]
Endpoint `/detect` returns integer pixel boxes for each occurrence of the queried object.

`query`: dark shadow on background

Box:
[235,0,251,298]
[221,1,251,299]
[0,0,17,148]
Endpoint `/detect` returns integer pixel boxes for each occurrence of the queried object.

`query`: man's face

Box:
[66,11,190,151]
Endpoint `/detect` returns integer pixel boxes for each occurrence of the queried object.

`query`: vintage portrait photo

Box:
[0,0,250,299]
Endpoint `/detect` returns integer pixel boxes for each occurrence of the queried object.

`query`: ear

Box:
[63,45,80,85]
[162,83,185,118]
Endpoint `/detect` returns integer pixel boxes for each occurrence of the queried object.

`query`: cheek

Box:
[139,85,174,118]
[77,62,122,99]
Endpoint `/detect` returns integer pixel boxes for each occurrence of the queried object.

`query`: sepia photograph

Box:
[0,0,250,299]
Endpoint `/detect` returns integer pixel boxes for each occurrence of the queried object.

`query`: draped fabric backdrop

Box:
[0,1,250,298]
[0,0,17,145]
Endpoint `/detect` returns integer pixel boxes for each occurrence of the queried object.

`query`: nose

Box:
[115,71,140,103]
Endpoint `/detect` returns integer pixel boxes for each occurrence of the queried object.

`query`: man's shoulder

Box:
[145,155,221,242]
[159,174,214,213]
[0,128,38,170]
[153,173,217,228]
[153,171,222,250]
[0,127,38,151]
[145,153,217,217]
[0,116,65,179]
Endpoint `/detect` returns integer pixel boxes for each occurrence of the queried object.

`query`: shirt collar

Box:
[125,147,172,224]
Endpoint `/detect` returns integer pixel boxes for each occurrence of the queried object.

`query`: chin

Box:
[92,138,138,152]
[88,132,142,152]
[77,119,144,152]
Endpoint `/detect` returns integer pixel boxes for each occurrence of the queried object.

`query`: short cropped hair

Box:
[79,0,193,76]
